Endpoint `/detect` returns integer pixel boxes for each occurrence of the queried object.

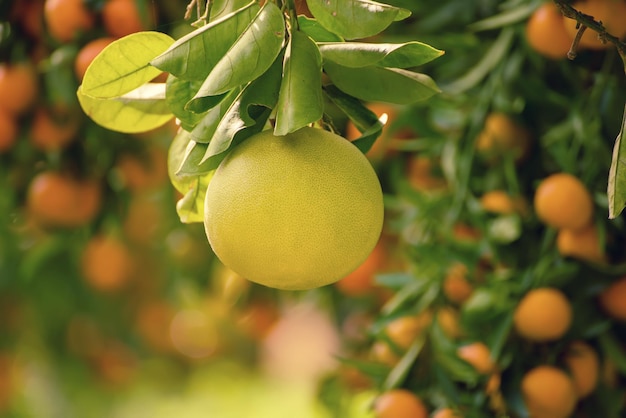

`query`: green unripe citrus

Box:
[203,127,384,290]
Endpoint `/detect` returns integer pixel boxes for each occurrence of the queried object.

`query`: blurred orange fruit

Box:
[479,190,527,215]
[525,2,574,59]
[443,263,473,305]
[457,341,495,374]
[81,234,135,292]
[116,146,169,191]
[556,223,605,263]
[0,62,38,116]
[122,192,169,245]
[564,340,599,397]
[534,172,593,230]
[237,300,280,341]
[74,37,115,81]
[436,306,464,339]
[102,0,155,38]
[374,389,428,418]
[475,112,531,162]
[44,0,95,42]
[599,276,626,321]
[563,0,626,50]
[29,105,80,151]
[513,287,572,342]
[135,301,175,353]
[0,110,18,153]
[385,310,432,350]
[433,408,463,418]
[335,239,386,296]
[406,155,447,192]
[521,365,578,418]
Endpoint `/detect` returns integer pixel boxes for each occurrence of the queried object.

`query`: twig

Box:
[553,0,626,73]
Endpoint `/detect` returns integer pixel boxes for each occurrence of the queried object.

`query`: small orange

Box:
[442,263,473,305]
[406,155,447,192]
[534,173,593,230]
[525,2,574,59]
[436,306,463,339]
[513,287,572,342]
[237,300,280,341]
[122,192,168,245]
[116,146,169,191]
[599,276,626,321]
[521,365,578,418]
[564,340,599,397]
[385,310,432,350]
[374,389,428,418]
[44,0,95,43]
[457,342,495,374]
[563,0,626,50]
[0,110,18,153]
[29,105,80,151]
[556,223,605,263]
[479,190,527,215]
[335,239,386,296]
[475,112,531,162]
[135,301,175,353]
[433,408,463,418]
[81,234,135,292]
[102,0,155,38]
[0,62,38,116]
[74,37,115,81]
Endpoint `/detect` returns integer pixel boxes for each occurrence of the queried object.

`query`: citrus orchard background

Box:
[1,0,626,417]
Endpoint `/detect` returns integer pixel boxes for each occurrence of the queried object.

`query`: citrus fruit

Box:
[29,105,80,151]
[513,287,572,342]
[385,310,432,350]
[479,190,527,215]
[436,306,464,339]
[74,37,115,81]
[374,389,428,418]
[563,0,626,50]
[345,102,406,161]
[556,223,605,263]
[102,0,154,38]
[433,408,463,418]
[203,127,384,290]
[0,62,38,116]
[599,276,626,321]
[525,2,574,59]
[335,238,386,296]
[443,263,473,305]
[521,365,578,418]
[564,340,599,397]
[81,234,135,292]
[44,0,95,42]
[457,342,495,374]
[475,112,531,162]
[406,154,447,192]
[0,110,18,153]
[533,173,593,230]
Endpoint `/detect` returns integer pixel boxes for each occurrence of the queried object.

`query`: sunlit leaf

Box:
[208,0,253,20]
[319,41,444,68]
[274,31,323,136]
[324,61,440,104]
[77,84,173,133]
[81,31,174,98]
[306,0,410,40]
[608,104,626,219]
[176,173,214,224]
[297,16,343,42]
[190,3,285,106]
[150,2,259,81]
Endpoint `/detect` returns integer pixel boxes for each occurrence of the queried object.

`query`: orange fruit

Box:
[556,223,605,263]
[374,389,428,418]
[74,37,115,81]
[26,171,102,228]
[29,105,80,152]
[335,239,386,296]
[0,62,38,116]
[534,173,593,230]
[479,190,527,215]
[345,102,400,161]
[513,287,572,342]
[406,155,447,192]
[433,408,463,418]
[475,112,531,162]
[116,146,169,191]
[457,342,495,374]
[599,276,626,321]
[92,341,136,386]
[0,110,18,153]
[564,340,599,397]
[122,192,169,245]
[135,301,175,353]
[237,300,280,341]
[563,0,626,50]
[44,0,95,42]
[521,365,578,418]
[11,0,45,39]
[436,306,464,339]
[102,0,154,38]
[526,2,574,59]
[81,234,135,292]
[442,263,473,305]
[385,310,432,350]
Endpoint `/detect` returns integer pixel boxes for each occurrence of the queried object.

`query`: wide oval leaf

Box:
[324,61,440,104]
[151,3,259,81]
[297,16,343,42]
[274,31,323,136]
[307,0,410,40]
[608,104,626,219]
[81,31,174,98]
[77,83,174,133]
[319,41,444,68]
[189,2,286,105]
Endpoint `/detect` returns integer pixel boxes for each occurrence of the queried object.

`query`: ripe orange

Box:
[0,62,38,116]
[457,342,495,374]
[102,0,155,38]
[406,155,447,192]
[135,301,175,353]
[563,0,626,50]
[599,276,626,321]
[442,263,473,305]
[374,389,428,418]
[513,287,572,342]
[44,0,95,42]
[81,234,135,292]
[475,112,531,162]
[0,110,18,153]
[74,37,115,81]
[335,239,386,296]
[533,173,593,230]
[433,408,463,418]
[122,192,168,245]
[479,190,528,215]
[521,365,578,418]
[26,171,102,228]
[116,146,169,191]
[385,310,432,350]
[564,340,599,397]
[345,102,400,162]
[436,306,464,339]
[556,223,605,263]
[237,300,280,341]
[29,105,80,152]
[525,2,574,59]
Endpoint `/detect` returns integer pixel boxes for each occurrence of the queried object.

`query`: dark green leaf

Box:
[608,103,626,219]
[319,41,444,68]
[165,76,205,131]
[190,88,242,144]
[208,0,254,20]
[150,2,260,81]
[306,0,410,40]
[324,61,440,105]
[297,16,344,42]
[274,31,323,135]
[383,336,425,390]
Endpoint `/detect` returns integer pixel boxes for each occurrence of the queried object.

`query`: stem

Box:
[553,0,626,74]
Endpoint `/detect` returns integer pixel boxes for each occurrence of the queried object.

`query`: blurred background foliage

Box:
[1,0,626,417]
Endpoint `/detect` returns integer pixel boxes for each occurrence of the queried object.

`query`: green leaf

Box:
[81,31,174,98]
[319,41,444,68]
[306,0,410,40]
[165,76,205,131]
[77,84,174,133]
[190,3,286,106]
[176,173,214,224]
[150,2,260,81]
[168,129,195,192]
[190,87,242,144]
[274,31,323,136]
[208,0,254,20]
[297,16,343,42]
[608,103,626,219]
[324,61,440,105]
